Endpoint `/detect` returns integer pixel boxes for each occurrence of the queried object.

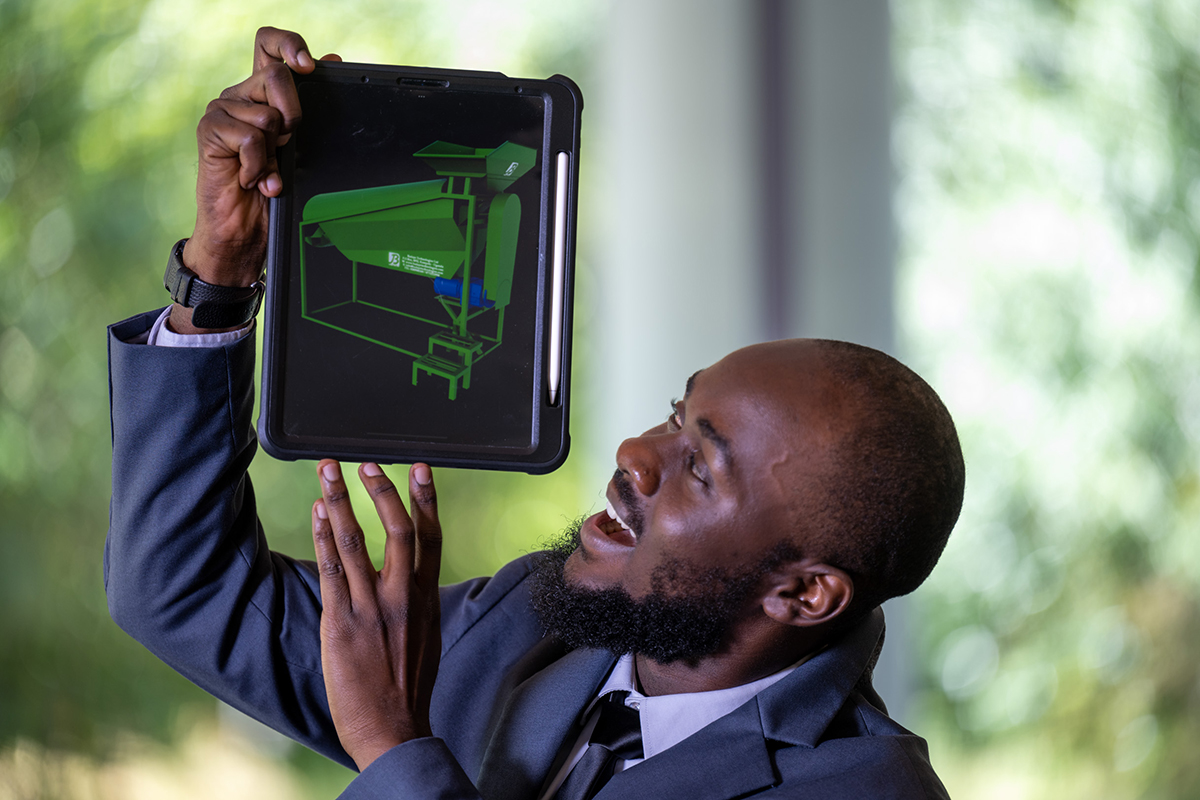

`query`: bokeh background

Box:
[3,0,1199,797]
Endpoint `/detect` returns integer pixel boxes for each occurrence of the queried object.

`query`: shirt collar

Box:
[589,651,816,760]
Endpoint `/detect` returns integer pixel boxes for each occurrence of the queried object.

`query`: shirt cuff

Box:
[147,306,255,347]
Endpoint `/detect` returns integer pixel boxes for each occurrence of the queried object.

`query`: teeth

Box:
[605,499,632,532]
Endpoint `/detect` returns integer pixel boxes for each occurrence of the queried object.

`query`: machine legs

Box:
[411,331,484,401]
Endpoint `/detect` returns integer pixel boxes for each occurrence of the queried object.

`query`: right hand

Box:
[172,27,340,333]
[311,461,444,771]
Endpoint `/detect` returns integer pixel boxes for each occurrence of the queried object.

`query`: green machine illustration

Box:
[299,140,536,400]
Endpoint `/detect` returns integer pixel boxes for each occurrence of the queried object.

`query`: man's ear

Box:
[760,560,854,627]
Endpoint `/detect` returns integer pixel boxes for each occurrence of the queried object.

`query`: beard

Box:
[527,519,792,665]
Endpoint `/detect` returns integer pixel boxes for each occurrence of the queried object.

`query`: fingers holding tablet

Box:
[253,27,316,74]
[185,28,326,292]
[311,460,443,768]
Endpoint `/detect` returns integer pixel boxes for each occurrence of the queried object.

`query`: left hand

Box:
[311,459,443,771]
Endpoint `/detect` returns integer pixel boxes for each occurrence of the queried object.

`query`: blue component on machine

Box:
[434,276,495,309]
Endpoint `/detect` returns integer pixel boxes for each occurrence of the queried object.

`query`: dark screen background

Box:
[273,78,546,453]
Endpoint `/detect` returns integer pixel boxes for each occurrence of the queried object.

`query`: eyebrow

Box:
[697,417,735,473]
[681,369,734,472]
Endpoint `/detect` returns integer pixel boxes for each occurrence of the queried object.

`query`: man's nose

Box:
[615,433,662,496]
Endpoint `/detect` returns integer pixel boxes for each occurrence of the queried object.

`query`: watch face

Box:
[166,238,263,326]
[164,239,191,305]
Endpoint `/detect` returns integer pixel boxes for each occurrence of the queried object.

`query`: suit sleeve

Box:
[104,310,542,793]
[337,739,482,800]
[105,309,354,764]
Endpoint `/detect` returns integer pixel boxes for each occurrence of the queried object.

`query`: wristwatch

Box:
[163,238,265,329]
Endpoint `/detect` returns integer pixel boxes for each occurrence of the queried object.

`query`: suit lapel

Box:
[757,607,885,747]
[597,698,776,800]
[476,646,616,800]
[477,609,885,800]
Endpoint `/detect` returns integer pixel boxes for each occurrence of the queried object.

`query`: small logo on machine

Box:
[504,161,519,176]
[388,252,401,267]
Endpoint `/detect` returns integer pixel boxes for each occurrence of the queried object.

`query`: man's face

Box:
[560,343,849,640]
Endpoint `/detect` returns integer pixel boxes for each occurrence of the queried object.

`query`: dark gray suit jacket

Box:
[105,309,950,799]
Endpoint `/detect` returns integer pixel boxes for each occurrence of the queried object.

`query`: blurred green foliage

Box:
[0,0,599,792]
[896,0,1200,796]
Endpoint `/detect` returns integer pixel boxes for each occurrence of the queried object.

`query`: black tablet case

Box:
[259,62,581,473]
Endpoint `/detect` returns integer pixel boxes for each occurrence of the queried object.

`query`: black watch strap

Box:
[163,238,265,329]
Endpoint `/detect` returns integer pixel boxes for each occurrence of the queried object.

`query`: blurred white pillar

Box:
[588,0,907,720]
[585,0,762,495]
[786,1,895,353]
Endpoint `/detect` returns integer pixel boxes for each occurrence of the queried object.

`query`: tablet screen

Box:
[272,77,549,454]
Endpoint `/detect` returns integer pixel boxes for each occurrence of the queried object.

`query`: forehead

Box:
[689,345,847,429]
[686,349,850,484]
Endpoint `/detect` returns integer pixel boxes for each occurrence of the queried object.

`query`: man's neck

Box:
[634,632,824,696]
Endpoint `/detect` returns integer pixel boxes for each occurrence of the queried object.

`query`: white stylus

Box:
[548,151,569,406]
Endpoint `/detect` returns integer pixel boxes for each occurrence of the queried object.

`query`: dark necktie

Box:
[553,691,644,800]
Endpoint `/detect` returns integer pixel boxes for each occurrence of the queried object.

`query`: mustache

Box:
[611,468,645,536]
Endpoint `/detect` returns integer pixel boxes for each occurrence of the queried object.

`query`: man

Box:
[106,27,964,799]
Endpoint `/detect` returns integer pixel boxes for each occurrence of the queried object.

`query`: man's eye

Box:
[688,451,707,484]
[666,399,683,431]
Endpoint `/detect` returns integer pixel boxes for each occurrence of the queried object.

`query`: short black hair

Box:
[801,340,965,613]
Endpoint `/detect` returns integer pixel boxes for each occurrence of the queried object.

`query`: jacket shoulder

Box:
[439,554,541,652]
[769,696,950,800]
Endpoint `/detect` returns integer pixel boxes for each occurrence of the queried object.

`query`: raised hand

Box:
[172,27,341,333]
[311,460,443,771]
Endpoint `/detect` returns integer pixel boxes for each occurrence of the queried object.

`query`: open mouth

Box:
[597,499,637,547]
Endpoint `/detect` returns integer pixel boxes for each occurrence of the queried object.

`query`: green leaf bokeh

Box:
[897,1,1200,797]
